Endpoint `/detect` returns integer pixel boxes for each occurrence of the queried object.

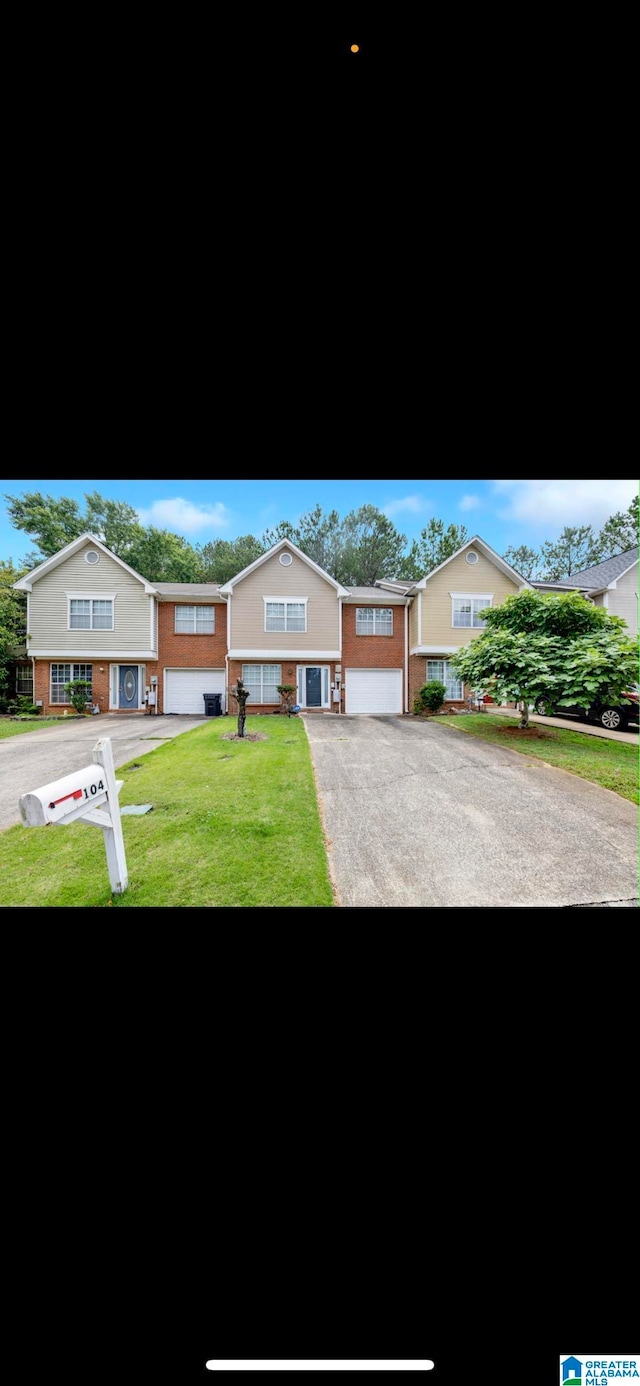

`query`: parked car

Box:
[534,688,639,731]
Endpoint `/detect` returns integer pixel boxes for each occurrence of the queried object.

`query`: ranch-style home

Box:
[15,532,634,718]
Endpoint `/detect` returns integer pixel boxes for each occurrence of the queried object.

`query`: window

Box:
[451,594,492,628]
[264,599,307,632]
[16,669,33,695]
[175,605,215,634]
[427,660,463,701]
[242,664,281,703]
[356,607,393,635]
[68,597,114,630]
[51,663,93,704]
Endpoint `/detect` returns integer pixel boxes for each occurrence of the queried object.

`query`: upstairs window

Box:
[175,605,215,634]
[451,594,492,628]
[356,607,393,635]
[264,599,307,632]
[68,597,114,630]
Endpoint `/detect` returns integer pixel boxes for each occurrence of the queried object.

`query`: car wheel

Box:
[598,708,624,730]
[535,698,554,716]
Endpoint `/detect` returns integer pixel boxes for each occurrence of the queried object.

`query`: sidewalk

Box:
[483,703,639,744]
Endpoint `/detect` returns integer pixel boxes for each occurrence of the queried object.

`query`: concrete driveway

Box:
[303,715,639,908]
[0,713,205,831]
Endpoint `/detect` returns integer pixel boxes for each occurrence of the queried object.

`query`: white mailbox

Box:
[20,764,110,827]
[18,737,128,893]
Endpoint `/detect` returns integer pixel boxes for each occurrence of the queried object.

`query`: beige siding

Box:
[231,552,340,649]
[421,550,521,648]
[409,595,419,646]
[29,544,154,653]
[609,564,639,634]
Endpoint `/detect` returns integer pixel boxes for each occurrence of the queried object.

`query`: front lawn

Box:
[1,716,335,907]
[434,713,639,804]
[0,718,63,738]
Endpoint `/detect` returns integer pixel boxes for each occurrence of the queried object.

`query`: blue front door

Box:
[119,665,139,709]
[306,668,322,707]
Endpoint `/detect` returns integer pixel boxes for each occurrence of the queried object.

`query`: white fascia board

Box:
[219,539,348,595]
[12,532,157,593]
[228,649,341,660]
[29,649,158,659]
[414,536,533,589]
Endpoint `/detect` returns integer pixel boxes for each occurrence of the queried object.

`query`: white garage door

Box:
[165,669,225,715]
[345,668,403,715]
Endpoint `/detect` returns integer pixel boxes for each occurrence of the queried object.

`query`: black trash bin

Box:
[203,692,222,717]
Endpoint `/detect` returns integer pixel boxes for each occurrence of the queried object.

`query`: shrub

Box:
[416,680,447,714]
[64,679,92,714]
[277,683,297,713]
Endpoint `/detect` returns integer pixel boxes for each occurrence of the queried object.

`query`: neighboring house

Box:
[13,531,535,717]
[532,546,638,635]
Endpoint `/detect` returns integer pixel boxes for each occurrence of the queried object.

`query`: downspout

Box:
[404,600,409,711]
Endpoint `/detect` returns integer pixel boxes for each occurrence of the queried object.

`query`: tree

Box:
[538,525,598,580]
[0,559,28,702]
[3,490,85,560]
[83,492,145,558]
[128,527,202,582]
[196,535,265,584]
[231,678,250,738]
[502,544,541,579]
[339,505,407,585]
[410,520,469,576]
[592,494,639,562]
[449,589,638,729]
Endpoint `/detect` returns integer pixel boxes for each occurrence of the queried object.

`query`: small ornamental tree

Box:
[277,683,297,713]
[449,590,639,729]
[230,677,250,737]
[64,678,92,714]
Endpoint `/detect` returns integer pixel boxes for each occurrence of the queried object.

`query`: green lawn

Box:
[1,716,335,907]
[0,718,64,738]
[434,713,639,804]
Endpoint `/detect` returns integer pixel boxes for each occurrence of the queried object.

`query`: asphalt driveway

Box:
[0,713,205,831]
[303,715,639,908]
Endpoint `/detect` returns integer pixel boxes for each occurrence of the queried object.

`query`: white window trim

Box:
[355,607,394,636]
[450,592,493,628]
[241,663,282,704]
[426,659,464,701]
[109,664,146,711]
[296,665,331,710]
[66,592,116,632]
[174,604,215,634]
[50,661,94,705]
[263,597,308,633]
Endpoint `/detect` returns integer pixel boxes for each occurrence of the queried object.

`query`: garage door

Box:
[345,668,403,715]
[165,669,225,715]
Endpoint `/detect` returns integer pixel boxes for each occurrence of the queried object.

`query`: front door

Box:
[119,665,139,709]
[305,667,322,707]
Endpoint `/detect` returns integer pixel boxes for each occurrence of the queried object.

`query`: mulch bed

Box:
[491,725,555,738]
[222,732,269,742]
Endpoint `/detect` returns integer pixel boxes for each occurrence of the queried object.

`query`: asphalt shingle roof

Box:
[560,547,638,589]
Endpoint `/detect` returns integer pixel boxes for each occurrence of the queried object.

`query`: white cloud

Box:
[136,497,231,534]
[459,494,481,511]
[383,494,429,518]
[488,479,637,530]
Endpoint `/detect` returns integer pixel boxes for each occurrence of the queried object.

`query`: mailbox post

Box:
[19,736,128,893]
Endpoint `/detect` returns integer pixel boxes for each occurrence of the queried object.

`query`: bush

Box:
[10,695,41,716]
[64,679,92,714]
[277,683,297,713]
[416,680,447,714]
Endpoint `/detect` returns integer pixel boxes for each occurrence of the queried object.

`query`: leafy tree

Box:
[412,520,469,575]
[127,528,202,582]
[83,492,145,559]
[0,560,28,701]
[196,535,265,584]
[3,491,85,560]
[339,505,407,585]
[449,589,638,729]
[502,544,541,579]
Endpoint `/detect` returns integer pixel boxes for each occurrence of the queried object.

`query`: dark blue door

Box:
[306,668,322,707]
[119,665,138,709]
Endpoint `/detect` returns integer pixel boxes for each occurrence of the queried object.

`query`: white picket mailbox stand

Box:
[19,737,128,893]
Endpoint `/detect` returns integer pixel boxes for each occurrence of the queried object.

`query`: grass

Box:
[1,716,335,907]
[434,713,639,804]
[0,718,64,738]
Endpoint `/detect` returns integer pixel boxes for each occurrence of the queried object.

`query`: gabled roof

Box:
[558,546,638,590]
[342,586,409,604]
[412,535,533,589]
[219,538,349,596]
[12,532,157,594]
[374,578,417,595]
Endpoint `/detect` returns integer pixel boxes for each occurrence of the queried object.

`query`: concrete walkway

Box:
[483,704,638,743]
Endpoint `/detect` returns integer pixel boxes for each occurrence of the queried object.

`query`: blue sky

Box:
[1,478,637,566]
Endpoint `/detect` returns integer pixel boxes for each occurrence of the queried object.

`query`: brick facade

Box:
[156,601,227,714]
[408,654,466,712]
[342,603,406,711]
